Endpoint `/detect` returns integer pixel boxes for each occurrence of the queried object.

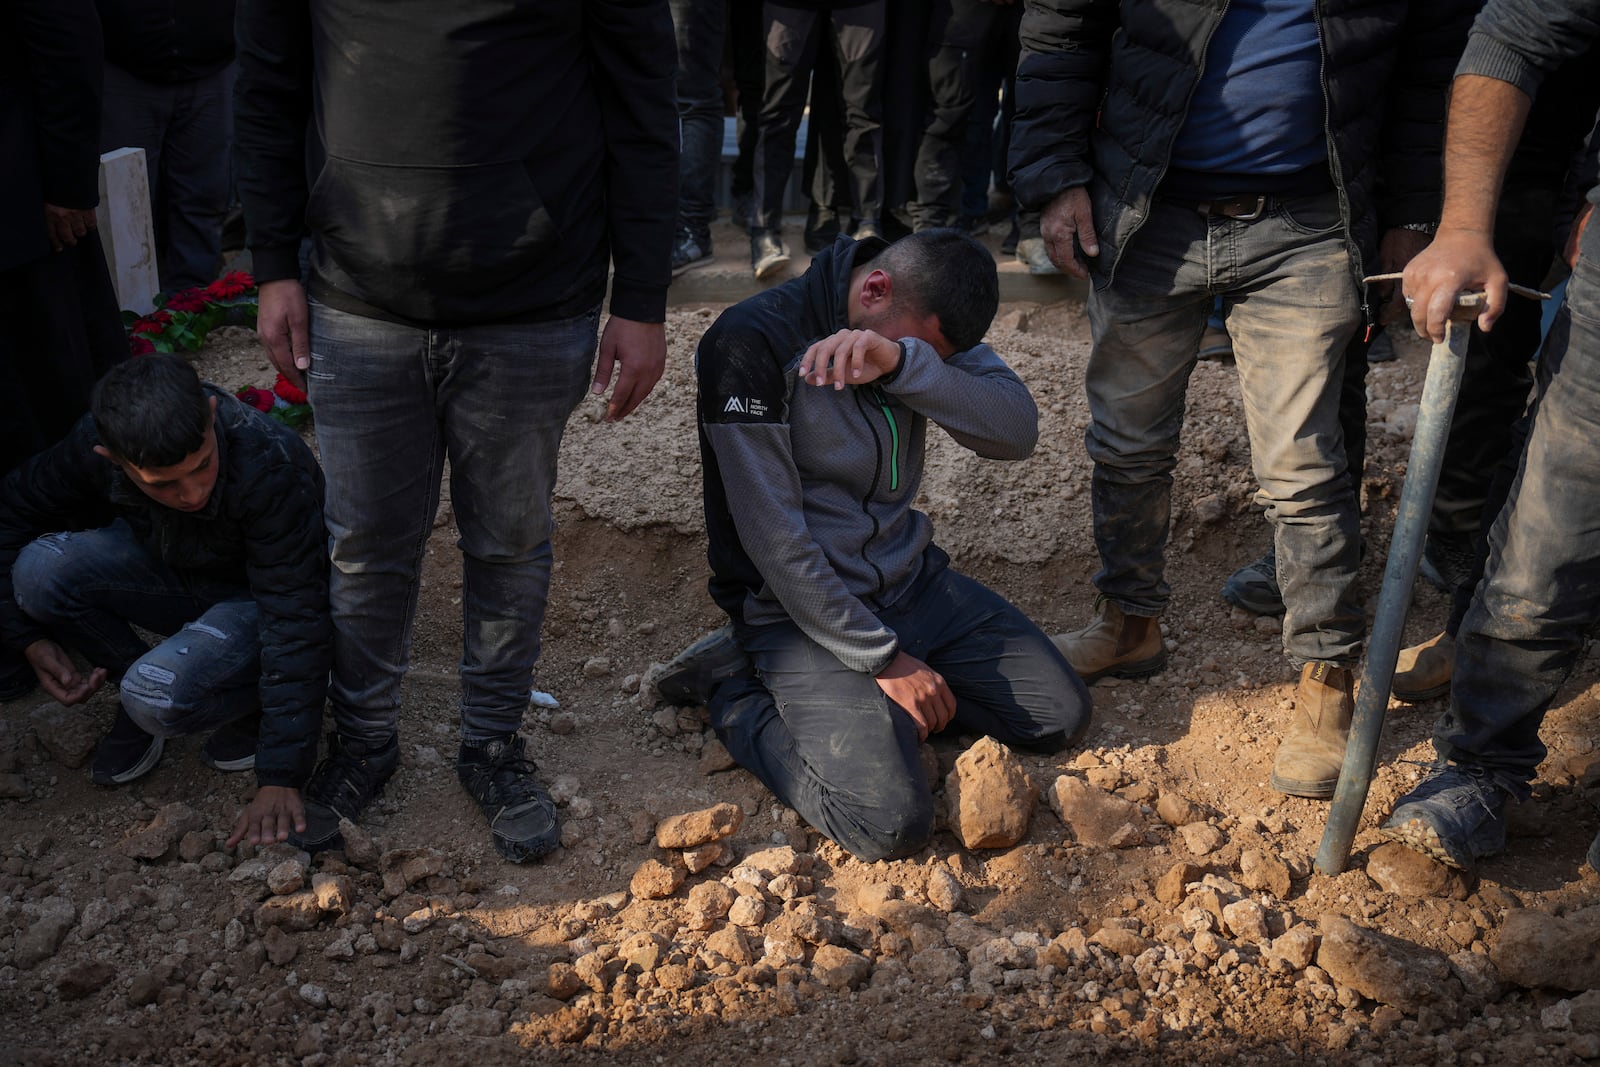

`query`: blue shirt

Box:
[1170,0,1328,176]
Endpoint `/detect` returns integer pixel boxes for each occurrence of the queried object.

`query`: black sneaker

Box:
[751,231,791,280]
[202,712,260,772]
[457,733,560,864]
[731,191,754,232]
[670,228,713,277]
[655,625,752,706]
[290,732,400,853]
[1221,549,1284,615]
[1000,219,1021,256]
[1420,531,1477,596]
[91,705,164,786]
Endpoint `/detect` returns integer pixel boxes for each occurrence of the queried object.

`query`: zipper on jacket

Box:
[853,388,890,598]
[871,386,900,492]
[1310,0,1363,292]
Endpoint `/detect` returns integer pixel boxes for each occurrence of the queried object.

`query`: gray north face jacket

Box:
[695,237,1038,675]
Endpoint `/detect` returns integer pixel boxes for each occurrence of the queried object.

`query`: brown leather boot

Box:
[1392,631,1453,703]
[1271,662,1354,799]
[1051,599,1166,684]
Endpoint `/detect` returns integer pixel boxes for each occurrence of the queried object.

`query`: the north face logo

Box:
[724,396,747,414]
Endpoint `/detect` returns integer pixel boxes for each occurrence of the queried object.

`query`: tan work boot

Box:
[1392,631,1453,703]
[1271,662,1354,799]
[1051,599,1166,684]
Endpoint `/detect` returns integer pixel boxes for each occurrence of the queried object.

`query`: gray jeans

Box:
[307,302,597,744]
[1085,190,1364,666]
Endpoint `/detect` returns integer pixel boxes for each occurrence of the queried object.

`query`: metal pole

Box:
[1314,303,1476,876]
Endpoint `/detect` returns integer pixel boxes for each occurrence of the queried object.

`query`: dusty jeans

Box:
[11,521,258,736]
[709,548,1090,862]
[308,303,597,745]
[1437,247,1600,791]
[1085,190,1364,666]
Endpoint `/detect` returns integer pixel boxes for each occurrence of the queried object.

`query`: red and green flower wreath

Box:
[123,271,313,429]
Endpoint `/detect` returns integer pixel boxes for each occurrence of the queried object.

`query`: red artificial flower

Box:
[236,387,276,413]
[128,335,155,356]
[272,374,308,406]
[164,289,208,313]
[129,314,168,336]
[206,270,254,300]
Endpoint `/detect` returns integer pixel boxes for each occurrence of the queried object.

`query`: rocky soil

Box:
[1,305,1597,1065]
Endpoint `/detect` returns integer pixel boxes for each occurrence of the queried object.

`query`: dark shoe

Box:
[291,732,400,853]
[0,653,37,701]
[1420,532,1477,596]
[804,205,841,253]
[1222,550,1284,616]
[1198,324,1234,362]
[751,231,791,280]
[457,733,560,864]
[1016,237,1061,276]
[1392,631,1454,703]
[1051,598,1166,684]
[656,625,751,706]
[202,712,260,773]
[1365,330,1397,363]
[1000,219,1021,256]
[670,228,713,277]
[1381,762,1510,871]
[1270,662,1353,799]
[91,706,164,786]
[731,191,754,232]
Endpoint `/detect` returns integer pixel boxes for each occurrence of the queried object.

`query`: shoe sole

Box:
[95,736,165,786]
[204,752,258,773]
[1380,816,1470,870]
[1391,679,1451,704]
[1269,770,1336,800]
[671,255,714,279]
[1078,651,1168,686]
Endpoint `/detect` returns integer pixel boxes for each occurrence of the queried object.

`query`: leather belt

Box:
[1190,194,1269,221]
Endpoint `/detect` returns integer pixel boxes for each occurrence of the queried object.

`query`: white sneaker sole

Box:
[106,736,165,785]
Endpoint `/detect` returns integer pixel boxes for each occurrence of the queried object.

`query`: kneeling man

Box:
[0,355,330,846]
[661,229,1091,861]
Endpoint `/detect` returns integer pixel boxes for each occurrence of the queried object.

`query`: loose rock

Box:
[54,961,114,1000]
[630,858,685,900]
[1365,842,1473,900]
[1317,917,1454,1011]
[1049,775,1142,849]
[698,737,737,775]
[121,802,204,861]
[811,945,872,990]
[945,737,1035,849]
[29,702,97,768]
[1237,849,1292,899]
[926,867,964,912]
[1491,907,1600,991]
[656,803,743,849]
[1177,821,1226,856]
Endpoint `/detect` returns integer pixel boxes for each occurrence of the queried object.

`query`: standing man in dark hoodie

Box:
[657,229,1090,861]
[233,1,678,862]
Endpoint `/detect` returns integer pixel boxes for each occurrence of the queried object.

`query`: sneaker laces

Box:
[306,740,388,816]
[471,737,546,814]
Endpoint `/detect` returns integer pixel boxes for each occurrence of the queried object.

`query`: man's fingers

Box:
[226,811,248,849]
[1073,201,1100,258]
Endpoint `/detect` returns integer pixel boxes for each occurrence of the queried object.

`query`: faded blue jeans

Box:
[709,548,1091,862]
[307,303,598,745]
[1437,246,1600,793]
[11,521,259,736]
[1085,190,1365,666]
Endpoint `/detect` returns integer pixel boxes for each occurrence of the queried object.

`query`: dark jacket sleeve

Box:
[17,0,105,209]
[235,452,331,789]
[1374,0,1479,231]
[234,0,314,285]
[584,0,679,323]
[1008,0,1119,212]
[0,418,117,654]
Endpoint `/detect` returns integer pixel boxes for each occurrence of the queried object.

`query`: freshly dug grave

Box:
[1,307,1597,1066]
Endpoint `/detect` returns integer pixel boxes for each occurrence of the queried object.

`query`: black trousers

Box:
[908,0,998,230]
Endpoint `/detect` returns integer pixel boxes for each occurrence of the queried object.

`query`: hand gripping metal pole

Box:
[1313,296,1479,876]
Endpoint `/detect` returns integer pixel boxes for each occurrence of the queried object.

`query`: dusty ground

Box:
[2,304,1597,1065]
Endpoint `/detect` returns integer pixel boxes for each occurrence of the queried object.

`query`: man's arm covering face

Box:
[700,321,901,675]
[883,338,1039,461]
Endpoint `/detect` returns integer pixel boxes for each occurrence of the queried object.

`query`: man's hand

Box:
[1040,186,1099,280]
[44,204,97,252]
[1375,227,1434,326]
[875,651,956,742]
[226,786,306,849]
[1402,227,1506,343]
[257,279,311,389]
[798,329,902,390]
[23,639,106,705]
[594,316,666,422]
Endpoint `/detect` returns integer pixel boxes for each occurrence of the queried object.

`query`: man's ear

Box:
[858,268,893,311]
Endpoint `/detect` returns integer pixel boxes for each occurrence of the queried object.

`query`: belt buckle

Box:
[1219,195,1267,221]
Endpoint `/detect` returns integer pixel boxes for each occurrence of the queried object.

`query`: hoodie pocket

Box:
[306,155,558,314]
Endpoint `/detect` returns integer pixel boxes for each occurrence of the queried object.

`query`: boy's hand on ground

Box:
[876,651,956,741]
[227,786,306,849]
[594,316,667,422]
[799,329,902,389]
[23,639,106,705]
[257,279,311,390]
